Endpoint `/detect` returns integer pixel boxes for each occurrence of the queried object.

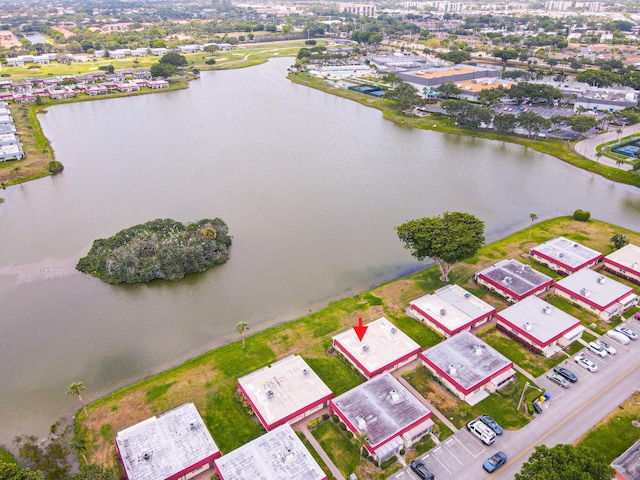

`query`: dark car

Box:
[483,451,508,473]
[553,365,578,383]
[410,460,435,480]
[479,414,503,435]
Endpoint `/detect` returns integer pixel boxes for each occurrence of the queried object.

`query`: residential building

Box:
[332,317,421,378]
[475,259,554,303]
[603,244,640,284]
[554,269,638,320]
[330,373,433,463]
[495,296,584,356]
[237,355,333,431]
[408,284,495,337]
[336,2,377,16]
[611,437,640,480]
[115,403,221,480]
[214,423,326,480]
[420,331,515,405]
[529,237,602,274]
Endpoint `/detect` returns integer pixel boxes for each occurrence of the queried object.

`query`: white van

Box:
[466,419,496,445]
[607,329,630,345]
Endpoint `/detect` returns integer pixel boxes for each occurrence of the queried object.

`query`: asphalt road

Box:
[391,321,640,480]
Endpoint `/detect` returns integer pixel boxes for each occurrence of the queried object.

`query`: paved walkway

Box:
[293,411,346,480]
[573,123,640,170]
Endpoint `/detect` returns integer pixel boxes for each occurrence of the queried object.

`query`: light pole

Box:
[517,381,543,412]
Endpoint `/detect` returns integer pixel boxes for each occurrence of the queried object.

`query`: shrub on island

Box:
[76,218,231,284]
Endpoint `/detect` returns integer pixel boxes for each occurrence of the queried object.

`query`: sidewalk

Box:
[573,123,639,170]
[293,411,345,480]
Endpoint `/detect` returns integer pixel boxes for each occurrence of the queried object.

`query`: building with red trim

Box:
[495,296,584,357]
[331,317,421,378]
[237,355,333,431]
[475,259,553,303]
[420,331,515,405]
[330,372,433,464]
[530,237,602,274]
[408,285,496,337]
[612,437,640,480]
[554,269,638,321]
[603,244,640,284]
[115,403,221,480]
[214,423,326,480]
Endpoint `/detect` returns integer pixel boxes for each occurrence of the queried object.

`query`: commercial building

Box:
[554,269,638,320]
[237,355,333,431]
[408,285,496,337]
[530,237,602,274]
[330,373,433,463]
[420,331,515,405]
[332,317,421,378]
[475,259,554,303]
[336,2,377,16]
[214,423,326,480]
[603,244,640,284]
[115,403,221,480]
[495,296,584,356]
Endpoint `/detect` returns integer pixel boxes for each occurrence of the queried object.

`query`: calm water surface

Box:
[0,57,638,443]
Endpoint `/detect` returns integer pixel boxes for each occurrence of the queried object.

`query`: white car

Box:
[614,325,638,341]
[575,355,598,372]
[607,329,630,345]
[587,341,607,358]
[595,340,616,355]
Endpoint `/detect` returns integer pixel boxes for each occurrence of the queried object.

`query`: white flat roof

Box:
[410,285,495,333]
[331,373,431,448]
[116,403,219,480]
[531,237,602,270]
[238,355,332,429]
[214,423,325,480]
[477,259,552,297]
[605,243,640,273]
[332,317,420,376]
[421,331,512,392]
[496,296,582,346]
[555,268,634,309]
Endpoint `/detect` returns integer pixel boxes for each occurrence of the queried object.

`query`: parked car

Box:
[574,355,598,372]
[587,341,607,357]
[410,460,435,480]
[607,329,630,345]
[633,312,640,320]
[614,325,638,340]
[553,366,578,383]
[595,340,616,355]
[546,371,570,388]
[483,451,508,473]
[479,414,503,435]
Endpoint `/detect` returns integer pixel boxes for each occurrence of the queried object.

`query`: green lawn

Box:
[311,421,360,477]
[297,432,337,480]
[576,391,640,463]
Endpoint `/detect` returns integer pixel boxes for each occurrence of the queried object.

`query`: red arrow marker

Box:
[353,318,368,341]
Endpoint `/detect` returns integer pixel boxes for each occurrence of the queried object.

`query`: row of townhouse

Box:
[0,101,23,162]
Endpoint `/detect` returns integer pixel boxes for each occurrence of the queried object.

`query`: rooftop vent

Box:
[355,414,367,431]
[189,422,198,430]
[573,243,579,248]
[362,344,369,352]
[391,327,397,334]
[448,365,457,375]
[524,265,532,272]
[389,389,401,403]
[266,389,274,399]
[302,368,310,375]
[142,452,152,461]
[597,276,607,285]
[440,308,447,316]
[543,306,552,315]
[464,292,471,298]
[524,322,533,331]
[473,345,485,356]
[558,252,565,258]
[504,276,513,285]
[631,262,638,270]
[580,288,591,298]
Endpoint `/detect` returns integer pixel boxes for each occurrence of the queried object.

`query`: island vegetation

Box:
[76,218,231,284]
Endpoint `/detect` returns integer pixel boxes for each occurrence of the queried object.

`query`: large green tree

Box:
[396,212,485,281]
[516,444,615,480]
[0,463,43,480]
[150,62,177,78]
[383,82,422,110]
[517,111,551,137]
[159,52,187,67]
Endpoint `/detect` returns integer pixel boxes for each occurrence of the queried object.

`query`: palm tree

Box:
[616,158,624,170]
[236,322,249,350]
[66,381,88,416]
[70,437,88,465]
[529,213,538,238]
[616,128,623,143]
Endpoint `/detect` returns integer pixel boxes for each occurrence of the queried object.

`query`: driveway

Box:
[574,123,640,170]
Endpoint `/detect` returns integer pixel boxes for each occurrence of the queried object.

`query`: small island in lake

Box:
[76,218,232,284]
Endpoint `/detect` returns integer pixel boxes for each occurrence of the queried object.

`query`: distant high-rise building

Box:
[544,0,573,11]
[336,2,377,16]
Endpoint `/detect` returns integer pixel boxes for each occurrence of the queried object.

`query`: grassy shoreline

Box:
[77,216,640,468]
[287,72,640,189]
